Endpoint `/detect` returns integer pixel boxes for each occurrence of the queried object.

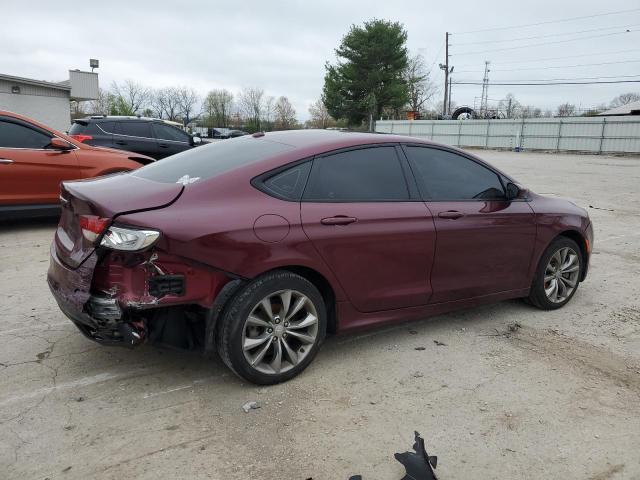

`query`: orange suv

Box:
[0,111,154,219]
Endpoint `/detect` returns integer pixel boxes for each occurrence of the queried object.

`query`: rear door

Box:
[152,122,192,158]
[403,145,536,303]
[112,121,158,157]
[68,120,114,148]
[0,117,79,205]
[300,145,436,313]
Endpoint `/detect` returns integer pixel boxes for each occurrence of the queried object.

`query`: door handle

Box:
[0,158,14,164]
[115,140,127,145]
[438,210,464,219]
[321,216,357,226]
[159,143,170,148]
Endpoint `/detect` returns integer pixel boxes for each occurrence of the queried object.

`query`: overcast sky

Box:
[2,0,639,120]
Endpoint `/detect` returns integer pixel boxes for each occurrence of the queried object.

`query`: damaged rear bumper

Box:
[47,241,237,348]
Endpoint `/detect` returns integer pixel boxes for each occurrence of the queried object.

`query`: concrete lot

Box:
[1,150,639,479]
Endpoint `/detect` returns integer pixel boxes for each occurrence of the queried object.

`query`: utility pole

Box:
[439,32,450,117]
[480,60,490,118]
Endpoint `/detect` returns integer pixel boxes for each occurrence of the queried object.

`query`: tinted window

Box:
[153,123,189,142]
[69,121,114,135]
[115,121,153,138]
[304,147,409,201]
[260,161,311,200]
[406,147,505,200]
[134,136,294,183]
[0,120,51,148]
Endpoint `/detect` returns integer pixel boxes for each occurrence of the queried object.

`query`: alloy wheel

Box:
[544,247,580,303]
[242,290,319,375]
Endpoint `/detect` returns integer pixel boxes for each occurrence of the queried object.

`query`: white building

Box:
[0,70,99,132]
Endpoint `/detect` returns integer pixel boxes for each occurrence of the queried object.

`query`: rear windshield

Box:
[133,136,294,183]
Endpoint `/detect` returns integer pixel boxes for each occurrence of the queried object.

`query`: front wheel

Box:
[528,237,583,310]
[216,270,326,385]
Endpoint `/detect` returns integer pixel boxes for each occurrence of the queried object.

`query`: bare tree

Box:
[177,87,200,126]
[87,88,113,115]
[308,97,335,128]
[610,92,640,108]
[238,87,265,131]
[556,103,576,117]
[274,96,297,130]
[404,53,436,114]
[499,93,521,119]
[202,89,234,127]
[111,80,151,115]
[262,96,275,131]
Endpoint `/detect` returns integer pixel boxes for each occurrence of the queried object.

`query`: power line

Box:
[455,59,640,74]
[456,74,640,82]
[452,23,640,46]
[453,79,640,86]
[452,8,640,35]
[454,48,640,68]
[453,29,636,56]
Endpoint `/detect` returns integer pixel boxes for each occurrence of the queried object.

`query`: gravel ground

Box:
[1,150,639,480]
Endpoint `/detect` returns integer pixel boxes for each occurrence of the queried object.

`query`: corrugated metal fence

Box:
[375,117,640,154]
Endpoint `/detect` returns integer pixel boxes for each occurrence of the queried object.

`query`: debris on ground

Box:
[508,322,522,332]
[394,431,439,480]
[412,371,424,378]
[414,346,426,351]
[242,401,260,413]
[433,340,447,346]
[409,330,418,335]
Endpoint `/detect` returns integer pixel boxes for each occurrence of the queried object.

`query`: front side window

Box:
[153,123,189,142]
[0,120,51,149]
[405,146,505,201]
[303,146,409,201]
[115,121,153,139]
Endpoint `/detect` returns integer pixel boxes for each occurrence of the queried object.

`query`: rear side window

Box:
[153,123,189,142]
[258,161,312,201]
[303,146,409,201]
[0,120,51,148]
[115,121,153,138]
[69,121,114,135]
[134,136,294,183]
[405,146,505,201]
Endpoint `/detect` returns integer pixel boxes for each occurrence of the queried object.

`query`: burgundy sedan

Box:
[48,130,593,384]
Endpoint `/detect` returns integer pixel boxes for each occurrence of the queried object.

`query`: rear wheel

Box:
[528,237,583,310]
[216,270,326,385]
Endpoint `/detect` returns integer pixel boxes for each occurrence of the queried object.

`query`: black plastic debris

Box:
[348,431,438,480]
[394,431,438,480]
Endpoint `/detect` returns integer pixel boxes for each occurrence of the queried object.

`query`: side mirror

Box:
[192,135,202,145]
[48,138,74,151]
[506,182,528,200]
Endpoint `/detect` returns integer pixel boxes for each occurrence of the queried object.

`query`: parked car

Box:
[0,110,154,220]
[47,130,593,384]
[68,116,203,159]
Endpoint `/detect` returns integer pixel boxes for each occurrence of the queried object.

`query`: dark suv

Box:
[69,116,202,159]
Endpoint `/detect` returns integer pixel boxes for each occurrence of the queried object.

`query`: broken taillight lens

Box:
[79,215,110,242]
[100,226,160,251]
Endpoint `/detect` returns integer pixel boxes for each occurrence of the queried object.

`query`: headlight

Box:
[100,226,160,251]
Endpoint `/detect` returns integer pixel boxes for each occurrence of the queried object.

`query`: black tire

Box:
[528,236,583,310]
[216,270,326,385]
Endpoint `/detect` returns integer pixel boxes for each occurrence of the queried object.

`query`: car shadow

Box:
[0,216,59,233]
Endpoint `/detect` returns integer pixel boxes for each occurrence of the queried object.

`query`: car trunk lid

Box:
[55,173,183,269]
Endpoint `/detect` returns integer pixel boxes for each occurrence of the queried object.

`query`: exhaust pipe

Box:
[117,322,145,348]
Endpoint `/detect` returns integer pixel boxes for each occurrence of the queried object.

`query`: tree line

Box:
[82,81,303,133]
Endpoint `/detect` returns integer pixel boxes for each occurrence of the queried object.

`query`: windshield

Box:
[133,136,294,184]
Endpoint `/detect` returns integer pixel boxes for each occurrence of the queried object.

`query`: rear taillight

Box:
[79,215,110,242]
[69,134,93,143]
[100,226,160,251]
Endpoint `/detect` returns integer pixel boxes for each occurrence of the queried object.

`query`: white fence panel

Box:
[375,117,640,154]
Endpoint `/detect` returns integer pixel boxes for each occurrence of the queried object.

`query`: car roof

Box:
[258,129,434,153]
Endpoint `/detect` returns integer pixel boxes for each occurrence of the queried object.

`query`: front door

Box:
[0,117,79,205]
[403,145,536,303]
[300,145,436,312]
[112,121,158,158]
